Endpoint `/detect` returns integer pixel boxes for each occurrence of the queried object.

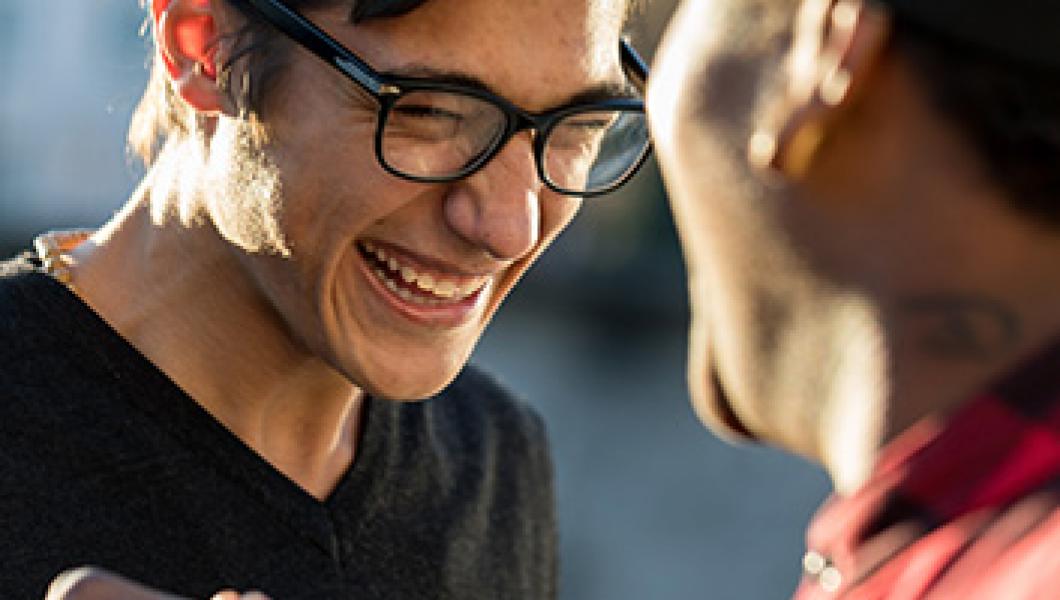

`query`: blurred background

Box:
[0,1,830,598]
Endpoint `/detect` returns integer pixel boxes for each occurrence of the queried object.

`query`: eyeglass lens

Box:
[379,89,648,195]
[381,90,508,178]
[543,109,649,195]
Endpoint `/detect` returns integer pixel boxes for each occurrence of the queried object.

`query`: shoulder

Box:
[0,252,34,278]
[0,254,68,356]
[433,364,550,449]
[0,253,114,397]
[388,365,553,483]
[0,252,46,307]
[0,252,64,313]
[369,364,557,515]
[363,366,558,595]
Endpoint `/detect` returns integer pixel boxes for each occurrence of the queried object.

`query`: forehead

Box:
[316,0,628,110]
[652,0,792,137]
[649,0,780,213]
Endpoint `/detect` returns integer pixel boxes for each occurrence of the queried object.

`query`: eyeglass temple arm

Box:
[235,0,391,95]
[620,38,649,92]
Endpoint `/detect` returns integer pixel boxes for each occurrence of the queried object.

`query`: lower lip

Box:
[355,246,490,328]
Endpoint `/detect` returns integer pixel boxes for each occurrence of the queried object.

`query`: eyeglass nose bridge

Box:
[463,110,559,192]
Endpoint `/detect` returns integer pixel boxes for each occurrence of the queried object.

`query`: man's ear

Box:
[748,0,891,178]
[153,0,234,116]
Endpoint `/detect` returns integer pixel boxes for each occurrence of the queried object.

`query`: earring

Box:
[747,63,848,178]
[747,129,779,173]
[747,117,826,179]
[819,66,853,107]
[780,118,826,179]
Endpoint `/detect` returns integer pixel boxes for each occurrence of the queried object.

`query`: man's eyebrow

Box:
[564,81,640,106]
[382,65,639,110]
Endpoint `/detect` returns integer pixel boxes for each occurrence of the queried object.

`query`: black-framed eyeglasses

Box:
[232,0,652,197]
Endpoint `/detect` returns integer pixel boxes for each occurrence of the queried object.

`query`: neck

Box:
[66,175,365,500]
[820,202,1060,495]
[883,255,1060,434]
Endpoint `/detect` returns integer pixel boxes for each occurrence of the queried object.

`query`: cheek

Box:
[267,125,400,258]
[540,196,582,243]
[263,74,385,247]
[481,195,581,323]
[659,128,733,272]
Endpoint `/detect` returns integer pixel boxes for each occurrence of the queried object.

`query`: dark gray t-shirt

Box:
[0,256,557,599]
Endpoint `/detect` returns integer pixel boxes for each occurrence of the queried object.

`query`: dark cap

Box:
[877,0,1060,69]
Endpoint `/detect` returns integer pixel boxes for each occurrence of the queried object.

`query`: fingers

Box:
[46,567,270,600]
[45,567,186,600]
[210,591,271,600]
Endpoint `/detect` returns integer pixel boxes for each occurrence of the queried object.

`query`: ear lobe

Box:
[153,0,233,115]
[748,0,891,179]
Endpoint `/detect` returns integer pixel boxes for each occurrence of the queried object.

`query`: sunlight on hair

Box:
[147,142,180,227]
[203,119,292,257]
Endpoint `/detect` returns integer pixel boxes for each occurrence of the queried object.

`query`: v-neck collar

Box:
[27,270,390,556]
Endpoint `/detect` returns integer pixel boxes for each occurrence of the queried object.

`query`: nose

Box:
[443,133,543,261]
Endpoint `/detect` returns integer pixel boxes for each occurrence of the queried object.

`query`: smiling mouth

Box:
[356,240,490,307]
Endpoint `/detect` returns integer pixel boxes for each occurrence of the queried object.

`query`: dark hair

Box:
[128,0,430,165]
[892,18,1060,227]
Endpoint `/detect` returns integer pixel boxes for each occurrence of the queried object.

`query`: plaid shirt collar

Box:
[795,339,1060,598]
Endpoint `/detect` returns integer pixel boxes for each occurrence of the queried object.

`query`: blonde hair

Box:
[127,0,427,166]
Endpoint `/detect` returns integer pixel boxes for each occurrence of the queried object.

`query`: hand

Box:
[45,567,271,600]
[208,592,271,600]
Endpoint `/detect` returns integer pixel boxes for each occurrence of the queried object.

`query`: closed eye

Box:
[562,118,613,132]
[392,104,464,122]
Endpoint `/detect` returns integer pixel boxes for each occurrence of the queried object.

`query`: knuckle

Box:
[45,566,109,599]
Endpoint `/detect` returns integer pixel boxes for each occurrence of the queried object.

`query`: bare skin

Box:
[65,0,625,501]
[649,0,1060,492]
[46,568,268,600]
[44,0,628,596]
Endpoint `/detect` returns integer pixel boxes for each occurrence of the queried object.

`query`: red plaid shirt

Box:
[793,341,1060,600]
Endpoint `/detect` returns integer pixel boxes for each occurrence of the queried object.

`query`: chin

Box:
[687,329,758,443]
[351,368,458,402]
[343,344,473,402]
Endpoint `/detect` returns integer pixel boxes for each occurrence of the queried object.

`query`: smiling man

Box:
[650,0,1060,597]
[0,0,649,597]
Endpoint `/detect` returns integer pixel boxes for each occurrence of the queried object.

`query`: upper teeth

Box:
[361,241,487,300]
